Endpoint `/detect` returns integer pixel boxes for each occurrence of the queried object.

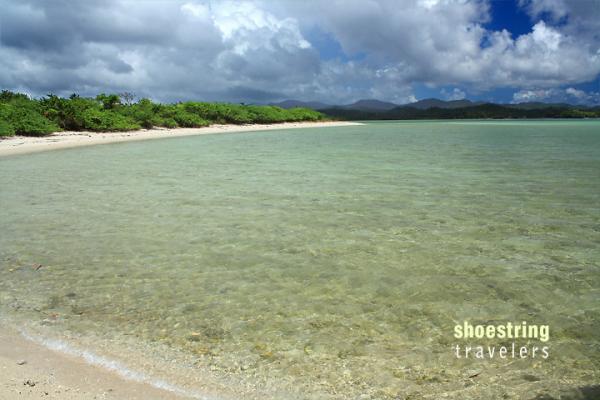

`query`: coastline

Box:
[0,315,296,400]
[0,325,189,400]
[0,121,361,157]
[0,120,363,400]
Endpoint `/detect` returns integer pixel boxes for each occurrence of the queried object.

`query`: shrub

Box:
[11,109,60,136]
[153,117,177,129]
[246,105,287,123]
[0,90,30,103]
[124,98,158,128]
[124,100,209,129]
[146,104,178,128]
[0,91,326,134]
[173,109,209,127]
[82,108,140,131]
[164,105,209,127]
[0,120,15,136]
[0,103,15,136]
[182,102,254,124]
[287,107,323,121]
[0,101,59,136]
[96,93,122,110]
[40,95,99,131]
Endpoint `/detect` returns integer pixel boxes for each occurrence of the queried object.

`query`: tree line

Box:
[0,91,325,137]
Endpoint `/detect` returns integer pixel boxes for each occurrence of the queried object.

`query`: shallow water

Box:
[1,121,599,399]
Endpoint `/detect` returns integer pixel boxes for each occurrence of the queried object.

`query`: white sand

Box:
[0,121,361,157]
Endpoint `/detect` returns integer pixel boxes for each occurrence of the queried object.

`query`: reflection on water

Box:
[1,121,599,399]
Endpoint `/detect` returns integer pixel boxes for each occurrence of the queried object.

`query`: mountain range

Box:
[270,98,592,111]
[270,98,600,120]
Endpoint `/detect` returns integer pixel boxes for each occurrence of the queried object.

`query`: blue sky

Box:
[486,0,535,37]
[1,0,599,105]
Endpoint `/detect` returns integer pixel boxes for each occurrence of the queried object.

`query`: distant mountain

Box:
[272,98,598,115]
[271,98,399,111]
[406,98,485,109]
[319,102,600,120]
[340,99,399,111]
[270,100,332,110]
[505,102,577,110]
[274,98,489,112]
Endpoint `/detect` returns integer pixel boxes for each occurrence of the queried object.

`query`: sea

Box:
[1,120,599,399]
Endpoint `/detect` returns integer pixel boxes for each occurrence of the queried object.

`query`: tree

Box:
[96,93,121,110]
[119,92,136,106]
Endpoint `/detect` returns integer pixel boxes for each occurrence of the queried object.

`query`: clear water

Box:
[1,121,599,399]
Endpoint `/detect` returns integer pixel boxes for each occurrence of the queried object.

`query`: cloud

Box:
[512,87,600,104]
[442,88,467,101]
[0,0,319,102]
[565,87,586,99]
[518,0,600,55]
[0,0,599,103]
[518,0,569,20]
[291,1,600,88]
[512,89,554,102]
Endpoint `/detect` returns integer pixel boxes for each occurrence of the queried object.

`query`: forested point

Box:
[0,91,325,137]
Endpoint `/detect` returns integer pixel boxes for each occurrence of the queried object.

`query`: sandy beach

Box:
[0,121,361,157]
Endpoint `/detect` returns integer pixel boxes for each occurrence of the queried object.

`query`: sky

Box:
[0,0,599,105]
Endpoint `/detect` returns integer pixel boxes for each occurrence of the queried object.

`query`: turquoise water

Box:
[1,121,599,399]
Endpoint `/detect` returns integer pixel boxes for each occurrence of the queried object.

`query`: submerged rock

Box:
[187,332,202,342]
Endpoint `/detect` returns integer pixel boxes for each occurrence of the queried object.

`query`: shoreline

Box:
[0,324,190,400]
[0,315,291,400]
[0,121,366,399]
[0,121,361,157]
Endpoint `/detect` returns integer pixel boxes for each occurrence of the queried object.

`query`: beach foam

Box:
[19,328,212,400]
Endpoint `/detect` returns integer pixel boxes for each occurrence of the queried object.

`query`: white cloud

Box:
[512,89,553,102]
[528,20,561,51]
[0,0,599,103]
[565,87,586,99]
[512,87,600,104]
[210,2,311,52]
[518,0,569,20]
[442,88,467,101]
[0,0,322,102]
[519,0,600,52]
[293,1,600,89]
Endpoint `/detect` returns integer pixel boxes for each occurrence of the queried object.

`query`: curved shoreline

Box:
[0,120,362,400]
[0,121,362,157]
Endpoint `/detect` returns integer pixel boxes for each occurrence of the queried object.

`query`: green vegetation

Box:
[321,103,600,120]
[0,91,324,137]
[0,92,60,136]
